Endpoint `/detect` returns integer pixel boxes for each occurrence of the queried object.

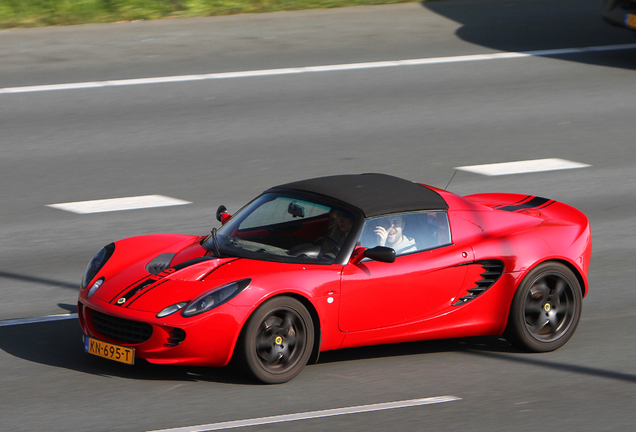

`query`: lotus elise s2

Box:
[78,173,591,383]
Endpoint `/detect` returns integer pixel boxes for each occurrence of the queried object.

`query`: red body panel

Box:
[79,186,591,368]
[339,243,473,332]
[460,191,591,295]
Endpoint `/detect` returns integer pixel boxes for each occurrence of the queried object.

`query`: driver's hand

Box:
[374,226,388,246]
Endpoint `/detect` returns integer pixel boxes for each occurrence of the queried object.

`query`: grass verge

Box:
[0,0,420,29]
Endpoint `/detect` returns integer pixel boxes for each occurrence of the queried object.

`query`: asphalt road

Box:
[1,0,636,430]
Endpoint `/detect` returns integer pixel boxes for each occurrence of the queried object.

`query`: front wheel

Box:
[237,296,314,384]
[505,262,582,352]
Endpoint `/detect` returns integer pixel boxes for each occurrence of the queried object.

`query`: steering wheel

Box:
[314,236,341,256]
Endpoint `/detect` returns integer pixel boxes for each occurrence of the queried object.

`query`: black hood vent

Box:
[146,253,176,275]
[453,260,504,306]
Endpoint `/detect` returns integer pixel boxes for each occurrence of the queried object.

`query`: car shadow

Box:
[58,303,78,314]
[422,0,636,71]
[0,317,515,384]
[0,318,252,384]
[317,335,515,365]
[2,318,635,385]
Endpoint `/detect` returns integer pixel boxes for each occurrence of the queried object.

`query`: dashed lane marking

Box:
[2,43,636,94]
[147,396,462,432]
[0,314,78,327]
[46,195,191,214]
[455,158,591,176]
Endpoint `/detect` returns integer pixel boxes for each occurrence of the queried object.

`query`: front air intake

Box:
[88,308,153,344]
[165,328,186,347]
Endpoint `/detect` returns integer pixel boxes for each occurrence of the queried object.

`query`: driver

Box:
[328,209,354,248]
[374,214,416,255]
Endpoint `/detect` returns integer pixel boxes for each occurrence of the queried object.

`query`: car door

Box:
[338,212,474,333]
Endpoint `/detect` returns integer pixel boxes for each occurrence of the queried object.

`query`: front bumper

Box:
[78,300,244,367]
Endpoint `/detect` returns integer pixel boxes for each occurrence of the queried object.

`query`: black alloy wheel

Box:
[505,262,582,352]
[239,296,314,384]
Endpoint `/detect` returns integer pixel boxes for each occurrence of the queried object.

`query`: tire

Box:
[504,262,582,352]
[237,296,314,384]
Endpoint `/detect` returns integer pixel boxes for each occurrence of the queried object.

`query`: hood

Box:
[94,257,239,311]
[106,257,315,313]
[90,234,209,304]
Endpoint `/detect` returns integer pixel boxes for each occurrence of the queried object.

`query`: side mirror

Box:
[216,205,231,225]
[350,246,396,264]
[364,246,396,263]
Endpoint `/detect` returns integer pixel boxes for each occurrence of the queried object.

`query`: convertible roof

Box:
[268,173,448,217]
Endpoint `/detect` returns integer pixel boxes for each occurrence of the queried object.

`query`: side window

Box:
[360,211,451,256]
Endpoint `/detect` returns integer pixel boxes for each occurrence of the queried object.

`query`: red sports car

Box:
[78,173,591,383]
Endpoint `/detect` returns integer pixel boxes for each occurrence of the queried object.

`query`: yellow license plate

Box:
[84,336,135,365]
[627,14,636,28]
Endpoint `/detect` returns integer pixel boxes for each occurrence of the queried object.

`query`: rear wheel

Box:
[238,296,314,384]
[505,262,582,352]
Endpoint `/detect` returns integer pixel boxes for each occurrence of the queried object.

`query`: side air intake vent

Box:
[453,259,504,306]
[146,253,176,275]
[165,328,186,347]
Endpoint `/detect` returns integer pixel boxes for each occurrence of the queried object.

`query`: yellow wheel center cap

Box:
[544,303,551,312]
[275,336,283,345]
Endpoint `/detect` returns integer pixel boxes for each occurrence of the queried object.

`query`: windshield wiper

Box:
[209,227,222,257]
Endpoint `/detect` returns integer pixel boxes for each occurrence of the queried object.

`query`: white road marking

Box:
[46,194,191,214]
[2,43,636,94]
[0,313,78,327]
[455,158,591,176]
[147,396,462,432]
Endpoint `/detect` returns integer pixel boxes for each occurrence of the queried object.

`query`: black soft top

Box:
[268,173,448,217]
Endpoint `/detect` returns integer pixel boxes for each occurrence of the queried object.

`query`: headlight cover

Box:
[81,243,115,289]
[87,278,104,298]
[182,279,251,317]
[157,302,188,318]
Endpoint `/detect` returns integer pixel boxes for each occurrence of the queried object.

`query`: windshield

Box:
[204,192,356,264]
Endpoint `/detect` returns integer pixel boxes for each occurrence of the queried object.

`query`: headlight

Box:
[81,243,115,289]
[87,278,104,298]
[157,302,188,318]
[182,279,251,317]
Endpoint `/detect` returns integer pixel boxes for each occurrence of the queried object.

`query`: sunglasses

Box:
[377,218,403,229]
